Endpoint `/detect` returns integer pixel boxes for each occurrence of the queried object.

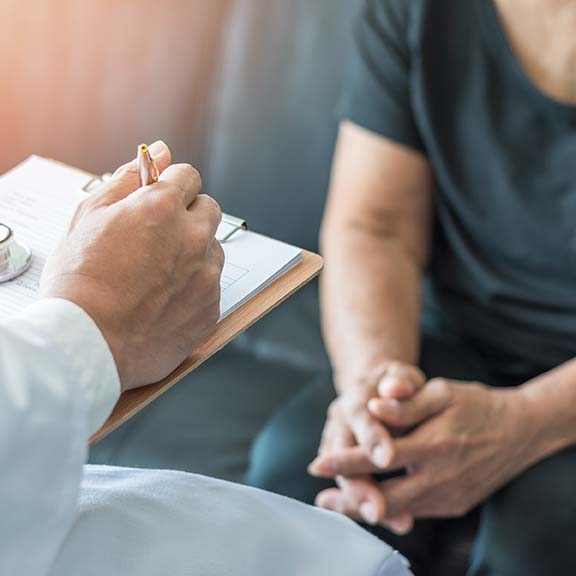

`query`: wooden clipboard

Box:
[90,249,323,445]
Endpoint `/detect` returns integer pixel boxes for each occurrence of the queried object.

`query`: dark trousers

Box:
[245,319,576,576]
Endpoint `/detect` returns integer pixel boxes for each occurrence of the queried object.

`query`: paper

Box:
[0,156,302,322]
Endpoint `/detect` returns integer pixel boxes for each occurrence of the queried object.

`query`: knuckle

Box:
[188,164,203,189]
[197,195,223,228]
[427,377,446,388]
[176,163,202,187]
[189,222,214,253]
[327,400,341,419]
[430,378,453,403]
[167,164,202,202]
[203,194,221,215]
[429,377,448,394]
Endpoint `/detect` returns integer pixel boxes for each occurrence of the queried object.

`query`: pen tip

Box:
[138,143,148,153]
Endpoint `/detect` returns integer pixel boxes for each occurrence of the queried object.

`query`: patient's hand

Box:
[310,378,537,535]
[308,362,425,527]
[41,141,224,393]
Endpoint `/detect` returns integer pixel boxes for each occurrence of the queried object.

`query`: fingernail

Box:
[360,502,379,525]
[372,445,391,468]
[388,518,414,535]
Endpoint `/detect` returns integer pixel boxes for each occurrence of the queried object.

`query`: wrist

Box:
[43,280,133,392]
[513,382,576,463]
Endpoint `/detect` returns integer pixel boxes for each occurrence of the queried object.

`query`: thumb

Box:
[378,362,426,401]
[99,140,172,205]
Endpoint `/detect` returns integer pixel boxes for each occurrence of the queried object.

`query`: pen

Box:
[137,144,159,187]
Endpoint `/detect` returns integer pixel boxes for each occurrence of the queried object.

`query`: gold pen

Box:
[137,143,160,187]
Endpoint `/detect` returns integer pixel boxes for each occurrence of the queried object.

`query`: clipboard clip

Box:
[82,173,113,194]
[218,214,248,243]
[83,174,247,244]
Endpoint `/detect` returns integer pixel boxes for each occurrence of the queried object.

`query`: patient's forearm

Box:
[321,223,422,394]
[519,359,576,459]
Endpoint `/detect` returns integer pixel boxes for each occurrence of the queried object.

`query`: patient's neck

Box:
[494,0,576,105]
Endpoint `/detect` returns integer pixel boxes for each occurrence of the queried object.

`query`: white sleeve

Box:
[0,299,120,576]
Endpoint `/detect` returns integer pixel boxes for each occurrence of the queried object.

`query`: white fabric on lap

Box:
[51,466,412,576]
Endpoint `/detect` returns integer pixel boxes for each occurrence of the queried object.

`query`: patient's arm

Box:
[321,121,434,394]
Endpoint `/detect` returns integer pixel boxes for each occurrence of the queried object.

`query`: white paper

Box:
[0,156,302,322]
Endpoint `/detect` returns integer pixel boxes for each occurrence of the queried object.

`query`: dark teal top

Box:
[341,0,576,371]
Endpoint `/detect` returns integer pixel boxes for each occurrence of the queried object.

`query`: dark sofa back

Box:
[207,0,360,253]
[204,0,360,369]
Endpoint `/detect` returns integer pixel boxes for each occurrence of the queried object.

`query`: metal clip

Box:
[217,214,248,243]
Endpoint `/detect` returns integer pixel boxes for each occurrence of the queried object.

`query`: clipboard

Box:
[79,171,324,445]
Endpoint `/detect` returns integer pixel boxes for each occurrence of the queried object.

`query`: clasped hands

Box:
[308,362,535,534]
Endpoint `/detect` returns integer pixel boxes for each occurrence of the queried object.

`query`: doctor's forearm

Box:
[320,223,423,394]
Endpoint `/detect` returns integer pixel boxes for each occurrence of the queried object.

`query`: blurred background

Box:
[0,0,356,252]
[0,0,228,177]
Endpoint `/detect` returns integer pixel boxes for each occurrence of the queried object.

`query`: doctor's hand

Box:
[41,141,224,392]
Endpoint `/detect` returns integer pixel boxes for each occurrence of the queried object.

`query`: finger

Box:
[313,426,433,477]
[391,429,433,469]
[316,419,338,459]
[339,476,387,525]
[368,378,452,428]
[310,447,379,477]
[310,406,356,475]
[378,362,426,401]
[382,512,415,535]
[379,474,427,519]
[157,163,204,209]
[316,477,386,526]
[186,195,223,246]
[316,489,361,519]
[346,405,395,468]
[310,445,407,478]
[317,413,355,458]
[102,141,172,204]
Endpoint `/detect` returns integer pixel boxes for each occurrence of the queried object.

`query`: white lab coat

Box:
[0,299,412,576]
